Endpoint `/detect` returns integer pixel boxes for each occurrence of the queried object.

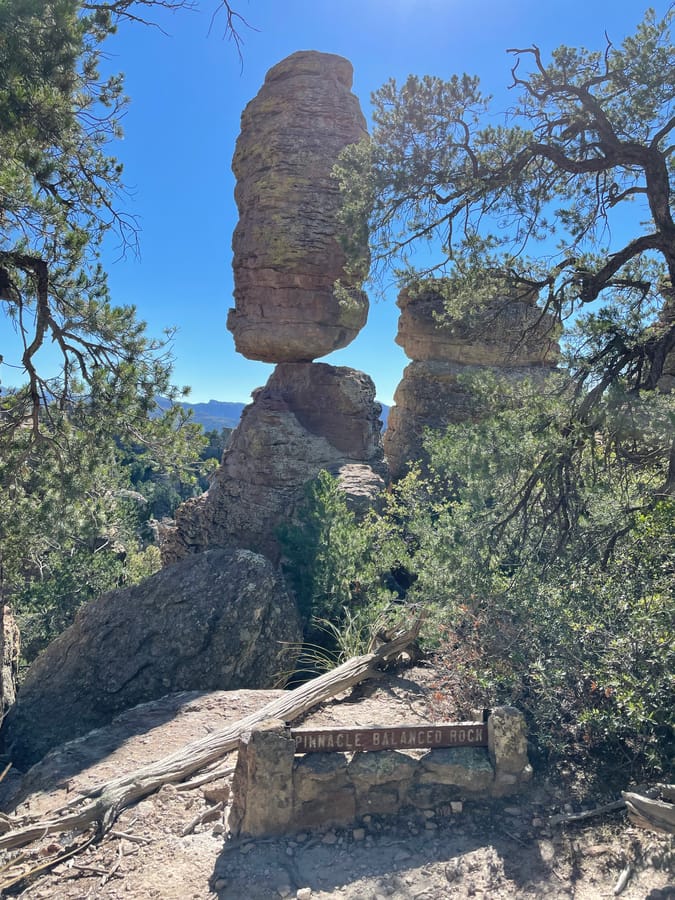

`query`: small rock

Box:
[212,823,225,836]
[445,863,459,883]
[353,827,366,841]
[423,809,435,819]
[214,879,227,890]
[322,831,338,845]
[158,784,179,799]
[451,801,463,814]
[296,889,312,900]
[425,821,437,831]
[202,780,231,805]
[532,817,544,827]
[286,845,295,856]
[295,832,308,843]
[134,800,154,818]
[503,806,521,816]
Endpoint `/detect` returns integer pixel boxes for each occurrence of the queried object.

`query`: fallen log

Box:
[622,787,675,835]
[549,784,675,834]
[0,618,421,854]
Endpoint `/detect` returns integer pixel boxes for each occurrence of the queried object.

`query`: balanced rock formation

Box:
[227,50,369,362]
[385,281,560,480]
[4,548,301,766]
[161,363,386,565]
[164,52,385,565]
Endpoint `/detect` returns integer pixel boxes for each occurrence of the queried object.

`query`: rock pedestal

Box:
[161,363,386,565]
[228,50,369,363]
[163,52,384,566]
[385,281,560,480]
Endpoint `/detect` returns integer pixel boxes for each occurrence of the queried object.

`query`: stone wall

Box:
[228,708,532,837]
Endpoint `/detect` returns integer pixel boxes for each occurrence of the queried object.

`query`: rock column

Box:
[162,52,385,566]
[228,50,369,362]
[384,281,560,480]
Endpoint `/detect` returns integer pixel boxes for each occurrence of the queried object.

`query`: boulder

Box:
[161,363,387,564]
[3,548,301,766]
[228,50,369,362]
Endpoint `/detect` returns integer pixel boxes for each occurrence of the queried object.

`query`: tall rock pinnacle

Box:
[384,280,561,480]
[227,50,370,362]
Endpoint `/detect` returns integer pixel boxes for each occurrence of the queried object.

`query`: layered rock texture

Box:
[385,282,560,480]
[4,548,301,766]
[228,50,369,363]
[162,363,386,564]
[163,52,384,566]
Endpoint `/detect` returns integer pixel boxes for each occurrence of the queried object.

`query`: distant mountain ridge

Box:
[155,398,245,430]
[156,397,390,431]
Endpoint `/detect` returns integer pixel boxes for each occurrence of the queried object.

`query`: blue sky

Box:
[98,0,666,405]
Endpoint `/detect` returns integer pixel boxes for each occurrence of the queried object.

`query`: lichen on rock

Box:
[4,548,301,766]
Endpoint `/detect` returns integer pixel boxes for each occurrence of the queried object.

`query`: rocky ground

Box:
[1,661,672,899]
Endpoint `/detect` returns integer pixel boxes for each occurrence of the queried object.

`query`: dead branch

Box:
[622,788,675,835]
[0,619,422,856]
[175,764,235,791]
[549,798,627,826]
[180,800,224,836]
[549,784,674,833]
[613,863,632,896]
[0,833,97,893]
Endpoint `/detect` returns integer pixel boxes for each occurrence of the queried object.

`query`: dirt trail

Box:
[2,665,672,899]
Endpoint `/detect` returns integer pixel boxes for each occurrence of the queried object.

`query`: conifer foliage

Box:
[0,1,240,654]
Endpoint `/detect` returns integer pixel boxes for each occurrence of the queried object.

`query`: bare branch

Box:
[578,233,665,302]
[651,114,675,148]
